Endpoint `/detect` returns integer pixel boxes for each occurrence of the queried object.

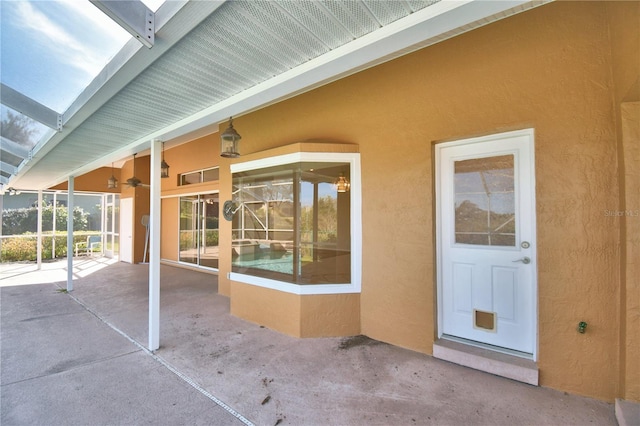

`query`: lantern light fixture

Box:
[220,117,241,158]
[334,173,350,193]
[107,163,118,189]
[160,141,170,178]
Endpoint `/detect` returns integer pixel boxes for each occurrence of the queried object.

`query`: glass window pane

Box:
[203,167,219,182]
[454,155,515,246]
[180,171,201,185]
[179,196,198,264]
[232,161,351,285]
[75,194,102,232]
[200,194,219,269]
[1,105,53,152]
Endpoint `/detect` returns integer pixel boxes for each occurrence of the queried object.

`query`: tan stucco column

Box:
[620,102,640,402]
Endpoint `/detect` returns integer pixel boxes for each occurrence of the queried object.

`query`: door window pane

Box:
[454,155,515,246]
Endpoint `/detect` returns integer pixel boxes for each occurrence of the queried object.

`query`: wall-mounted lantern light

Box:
[160,141,170,178]
[334,173,350,193]
[107,163,118,189]
[220,117,241,158]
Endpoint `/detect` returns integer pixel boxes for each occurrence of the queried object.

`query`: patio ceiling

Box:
[2,0,548,191]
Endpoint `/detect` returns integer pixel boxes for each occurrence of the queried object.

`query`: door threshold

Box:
[433,337,539,385]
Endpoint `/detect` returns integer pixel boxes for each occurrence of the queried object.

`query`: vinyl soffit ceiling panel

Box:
[5,0,548,190]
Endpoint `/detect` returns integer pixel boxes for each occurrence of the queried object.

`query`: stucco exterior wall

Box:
[604,1,640,403]
[119,155,150,264]
[215,2,627,401]
[621,102,640,402]
[161,197,179,262]
[160,134,219,195]
[50,167,120,193]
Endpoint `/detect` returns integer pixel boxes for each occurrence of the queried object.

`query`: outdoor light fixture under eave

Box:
[161,142,170,178]
[107,163,118,189]
[334,173,350,193]
[220,117,241,158]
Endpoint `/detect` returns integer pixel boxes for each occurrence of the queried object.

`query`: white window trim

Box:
[230,152,362,295]
[178,166,220,186]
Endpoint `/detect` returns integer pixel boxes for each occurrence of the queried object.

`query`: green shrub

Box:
[1,237,37,262]
[0,233,97,262]
[179,230,219,250]
[2,203,89,235]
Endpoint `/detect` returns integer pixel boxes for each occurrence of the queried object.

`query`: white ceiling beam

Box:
[9,1,227,190]
[90,0,155,48]
[0,84,62,131]
[1,136,30,159]
[0,160,18,176]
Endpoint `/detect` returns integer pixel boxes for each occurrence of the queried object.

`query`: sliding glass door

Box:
[179,193,219,269]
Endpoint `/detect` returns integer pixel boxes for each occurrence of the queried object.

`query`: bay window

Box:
[229,152,361,295]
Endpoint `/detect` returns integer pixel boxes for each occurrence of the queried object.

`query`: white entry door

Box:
[436,129,536,355]
[119,197,133,264]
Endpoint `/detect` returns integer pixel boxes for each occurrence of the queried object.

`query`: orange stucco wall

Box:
[229,283,360,338]
[157,135,220,270]
[160,197,179,262]
[159,134,219,196]
[606,1,640,402]
[606,1,640,403]
[621,102,640,402]
[50,167,120,193]
[119,155,150,264]
[211,1,636,401]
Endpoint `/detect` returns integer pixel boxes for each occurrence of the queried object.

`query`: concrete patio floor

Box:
[1,258,617,425]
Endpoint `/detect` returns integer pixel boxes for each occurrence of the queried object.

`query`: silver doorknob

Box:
[513,257,531,264]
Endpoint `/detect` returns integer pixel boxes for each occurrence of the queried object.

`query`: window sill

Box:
[229,272,360,295]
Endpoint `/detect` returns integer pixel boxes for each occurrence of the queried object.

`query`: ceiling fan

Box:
[125,153,149,188]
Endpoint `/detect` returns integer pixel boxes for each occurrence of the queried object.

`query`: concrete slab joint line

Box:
[60,285,255,426]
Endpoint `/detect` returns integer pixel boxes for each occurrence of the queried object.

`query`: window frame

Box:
[176,191,220,271]
[229,152,361,295]
[179,166,220,186]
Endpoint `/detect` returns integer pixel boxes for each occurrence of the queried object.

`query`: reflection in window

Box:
[232,162,351,285]
[179,193,219,269]
[454,155,515,246]
[1,105,53,152]
[179,167,219,186]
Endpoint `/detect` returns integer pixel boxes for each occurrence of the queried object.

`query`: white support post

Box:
[148,140,162,351]
[52,193,57,259]
[67,177,74,292]
[37,190,43,270]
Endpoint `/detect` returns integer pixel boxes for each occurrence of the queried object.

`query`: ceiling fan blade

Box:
[126,176,141,187]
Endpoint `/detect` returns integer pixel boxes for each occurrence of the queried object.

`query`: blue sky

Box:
[1,0,163,112]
